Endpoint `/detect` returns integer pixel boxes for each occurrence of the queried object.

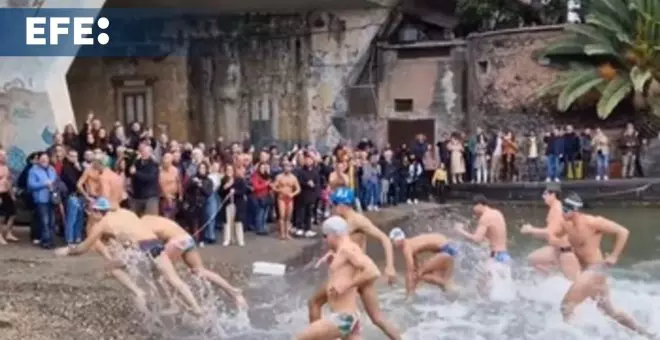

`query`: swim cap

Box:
[389,227,406,241]
[544,183,562,196]
[322,216,349,235]
[92,197,111,211]
[562,192,583,212]
[330,187,355,206]
[473,194,488,206]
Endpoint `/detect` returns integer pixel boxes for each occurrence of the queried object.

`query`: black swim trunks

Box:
[138,239,165,258]
[558,246,573,253]
[0,192,16,217]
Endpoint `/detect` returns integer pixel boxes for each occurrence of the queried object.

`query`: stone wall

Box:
[67,56,190,140]
[64,8,394,148]
[307,8,393,152]
[465,25,565,133]
[0,0,105,175]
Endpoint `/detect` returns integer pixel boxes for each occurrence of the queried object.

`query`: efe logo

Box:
[25,16,109,45]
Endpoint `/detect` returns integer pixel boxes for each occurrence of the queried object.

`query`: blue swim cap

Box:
[330,187,355,206]
[92,197,111,211]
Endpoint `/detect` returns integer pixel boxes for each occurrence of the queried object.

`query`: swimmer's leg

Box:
[560,270,596,322]
[276,199,287,240]
[284,201,294,240]
[594,279,655,338]
[557,252,581,281]
[295,318,342,340]
[110,268,149,314]
[183,250,247,309]
[308,284,328,322]
[359,282,402,340]
[418,253,455,291]
[152,254,203,315]
[527,245,557,275]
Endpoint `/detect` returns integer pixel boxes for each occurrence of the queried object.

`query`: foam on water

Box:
[111,209,659,340]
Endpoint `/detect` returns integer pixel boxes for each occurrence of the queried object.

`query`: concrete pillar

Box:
[0,0,105,173]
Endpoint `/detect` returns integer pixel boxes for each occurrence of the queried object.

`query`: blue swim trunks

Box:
[439,243,459,257]
[490,251,511,264]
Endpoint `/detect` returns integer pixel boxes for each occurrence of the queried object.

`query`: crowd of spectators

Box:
[0,113,651,250]
[437,123,649,183]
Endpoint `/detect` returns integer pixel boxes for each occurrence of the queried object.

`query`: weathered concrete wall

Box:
[370,44,464,146]
[466,25,565,133]
[0,0,104,174]
[67,56,190,140]
[307,8,392,152]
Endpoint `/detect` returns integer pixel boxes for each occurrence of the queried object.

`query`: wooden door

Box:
[387,119,435,148]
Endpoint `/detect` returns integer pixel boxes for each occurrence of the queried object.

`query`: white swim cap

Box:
[322,216,348,235]
[389,227,406,241]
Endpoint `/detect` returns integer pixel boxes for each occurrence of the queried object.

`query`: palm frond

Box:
[557,70,607,111]
[596,75,633,118]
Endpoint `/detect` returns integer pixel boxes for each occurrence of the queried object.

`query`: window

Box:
[122,92,147,124]
[478,60,489,74]
[113,78,154,126]
[394,98,414,112]
[251,94,274,121]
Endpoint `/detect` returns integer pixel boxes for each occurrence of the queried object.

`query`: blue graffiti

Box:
[7,146,26,176]
[41,127,54,146]
[11,107,34,119]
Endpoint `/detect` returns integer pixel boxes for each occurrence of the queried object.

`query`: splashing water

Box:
[114,208,660,339]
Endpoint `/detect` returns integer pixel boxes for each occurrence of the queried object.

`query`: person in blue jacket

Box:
[27,151,58,249]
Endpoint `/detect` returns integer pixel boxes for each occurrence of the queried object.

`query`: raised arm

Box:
[343,247,381,290]
[355,216,396,282]
[593,216,629,263]
[456,220,488,244]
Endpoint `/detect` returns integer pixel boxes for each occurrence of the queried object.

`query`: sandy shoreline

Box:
[0,203,437,340]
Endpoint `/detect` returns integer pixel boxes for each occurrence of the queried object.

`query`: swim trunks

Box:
[439,243,459,257]
[138,239,165,258]
[279,195,293,205]
[169,235,196,254]
[490,251,512,264]
[329,311,360,338]
[557,246,573,253]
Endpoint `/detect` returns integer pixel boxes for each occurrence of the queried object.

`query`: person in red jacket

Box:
[250,162,272,235]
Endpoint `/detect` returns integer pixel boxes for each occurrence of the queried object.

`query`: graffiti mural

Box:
[0,76,56,175]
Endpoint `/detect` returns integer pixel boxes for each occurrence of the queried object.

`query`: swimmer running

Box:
[557,193,654,338]
[455,194,511,294]
[297,216,381,340]
[388,228,458,297]
[520,184,580,280]
[309,187,401,340]
[140,215,248,309]
[54,198,204,315]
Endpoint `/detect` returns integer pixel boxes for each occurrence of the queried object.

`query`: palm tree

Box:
[538,0,660,119]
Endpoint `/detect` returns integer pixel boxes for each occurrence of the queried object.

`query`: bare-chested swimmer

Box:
[141,215,247,309]
[520,184,580,280]
[273,160,300,240]
[309,187,401,340]
[54,198,204,315]
[297,216,381,340]
[388,228,458,297]
[557,193,654,338]
[455,194,511,294]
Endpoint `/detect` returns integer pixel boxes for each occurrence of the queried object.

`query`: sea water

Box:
[115,209,660,340]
